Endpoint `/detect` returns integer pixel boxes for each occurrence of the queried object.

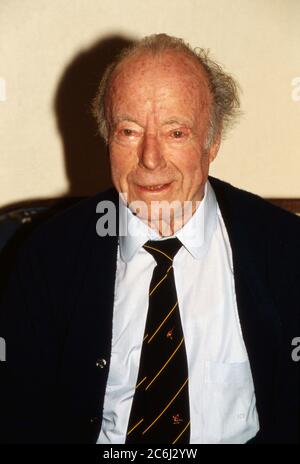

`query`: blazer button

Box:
[96,358,107,369]
[90,416,100,424]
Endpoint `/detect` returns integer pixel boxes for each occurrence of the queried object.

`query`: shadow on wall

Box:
[0,34,135,270]
[1,33,135,216]
[55,33,135,197]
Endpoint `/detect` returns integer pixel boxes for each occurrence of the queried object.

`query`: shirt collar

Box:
[119,180,218,262]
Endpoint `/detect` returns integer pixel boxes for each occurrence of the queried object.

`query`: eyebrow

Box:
[111,115,193,129]
[161,118,193,127]
[112,115,141,126]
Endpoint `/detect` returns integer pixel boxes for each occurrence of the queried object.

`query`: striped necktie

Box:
[125,238,190,444]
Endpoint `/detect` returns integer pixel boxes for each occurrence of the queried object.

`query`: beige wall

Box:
[1,0,300,208]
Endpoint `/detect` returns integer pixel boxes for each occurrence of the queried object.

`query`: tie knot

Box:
[143,238,182,265]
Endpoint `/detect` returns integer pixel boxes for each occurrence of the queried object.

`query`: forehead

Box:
[107,51,211,121]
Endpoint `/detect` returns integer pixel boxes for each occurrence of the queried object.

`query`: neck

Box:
[142,199,202,236]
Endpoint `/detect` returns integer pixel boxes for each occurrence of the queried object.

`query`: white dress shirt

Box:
[97,181,259,444]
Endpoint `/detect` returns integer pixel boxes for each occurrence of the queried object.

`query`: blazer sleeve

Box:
[0,239,62,443]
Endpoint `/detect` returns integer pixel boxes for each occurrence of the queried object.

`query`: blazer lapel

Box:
[57,190,119,442]
[232,260,281,441]
[210,177,282,442]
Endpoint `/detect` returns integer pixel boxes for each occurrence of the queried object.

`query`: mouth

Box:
[137,182,172,193]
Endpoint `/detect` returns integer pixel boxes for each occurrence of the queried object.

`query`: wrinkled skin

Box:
[107,51,220,235]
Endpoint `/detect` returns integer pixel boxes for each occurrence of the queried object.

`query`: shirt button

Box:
[96,358,107,369]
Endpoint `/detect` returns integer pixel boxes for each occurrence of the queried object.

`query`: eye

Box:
[171,130,185,139]
[123,128,134,136]
[113,124,142,143]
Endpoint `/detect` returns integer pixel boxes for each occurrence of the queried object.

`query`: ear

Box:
[208,133,221,163]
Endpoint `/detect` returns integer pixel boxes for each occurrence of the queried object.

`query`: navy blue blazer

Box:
[0,177,299,443]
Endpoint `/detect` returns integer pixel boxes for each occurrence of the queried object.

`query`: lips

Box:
[137,183,171,192]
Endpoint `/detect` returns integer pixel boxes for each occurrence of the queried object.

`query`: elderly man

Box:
[0,34,299,444]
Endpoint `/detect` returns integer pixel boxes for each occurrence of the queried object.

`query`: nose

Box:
[139,133,166,170]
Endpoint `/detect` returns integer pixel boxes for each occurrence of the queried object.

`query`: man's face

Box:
[107,51,219,233]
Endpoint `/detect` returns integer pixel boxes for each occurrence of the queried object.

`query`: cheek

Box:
[109,148,135,188]
[174,148,207,182]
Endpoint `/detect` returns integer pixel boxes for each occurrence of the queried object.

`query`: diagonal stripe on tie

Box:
[125,238,190,444]
[145,338,184,390]
[147,302,178,343]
